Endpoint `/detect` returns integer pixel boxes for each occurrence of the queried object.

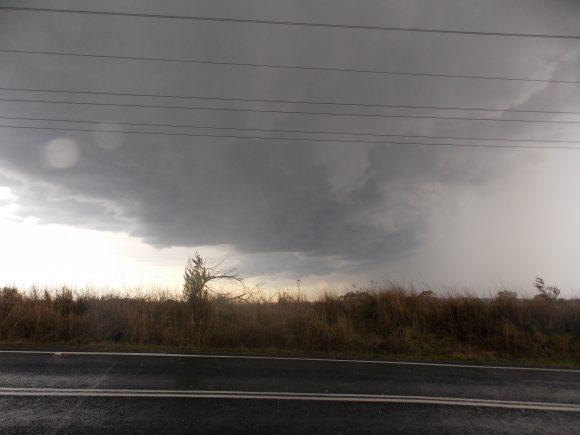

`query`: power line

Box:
[1,6,579,40]
[1,48,577,85]
[2,97,579,124]
[1,85,578,115]
[1,124,578,150]
[0,114,578,145]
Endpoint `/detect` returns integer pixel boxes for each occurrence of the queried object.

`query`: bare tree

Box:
[534,276,560,300]
[183,252,248,303]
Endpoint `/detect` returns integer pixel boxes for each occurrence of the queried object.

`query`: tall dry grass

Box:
[0,285,578,362]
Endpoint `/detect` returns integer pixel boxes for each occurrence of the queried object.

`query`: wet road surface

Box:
[0,351,578,433]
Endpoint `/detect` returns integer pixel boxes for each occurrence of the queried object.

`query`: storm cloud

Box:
[2,0,580,286]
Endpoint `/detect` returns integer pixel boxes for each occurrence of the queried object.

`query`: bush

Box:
[183,252,245,304]
[496,290,517,299]
[534,277,560,300]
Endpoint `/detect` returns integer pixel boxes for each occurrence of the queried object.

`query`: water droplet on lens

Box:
[45,138,81,169]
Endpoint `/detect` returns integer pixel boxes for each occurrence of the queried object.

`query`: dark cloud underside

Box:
[1,0,580,280]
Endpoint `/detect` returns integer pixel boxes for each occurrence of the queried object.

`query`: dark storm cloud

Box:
[1,0,580,278]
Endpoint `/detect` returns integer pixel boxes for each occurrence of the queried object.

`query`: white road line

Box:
[0,387,578,412]
[0,350,578,373]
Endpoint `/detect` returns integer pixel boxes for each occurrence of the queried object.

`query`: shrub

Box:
[534,277,560,300]
[182,252,245,304]
[496,290,518,299]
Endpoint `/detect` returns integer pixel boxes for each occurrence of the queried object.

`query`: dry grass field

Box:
[1,285,578,365]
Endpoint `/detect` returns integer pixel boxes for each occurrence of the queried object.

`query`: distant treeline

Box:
[0,286,579,364]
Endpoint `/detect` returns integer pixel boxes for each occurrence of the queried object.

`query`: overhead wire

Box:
[0,114,578,145]
[1,85,579,115]
[1,124,579,150]
[1,6,580,40]
[1,7,579,148]
[1,48,577,85]
[1,97,580,124]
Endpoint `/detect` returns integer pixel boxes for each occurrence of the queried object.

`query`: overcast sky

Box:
[1,0,580,296]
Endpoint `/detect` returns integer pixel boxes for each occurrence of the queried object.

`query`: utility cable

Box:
[1,48,576,85]
[1,85,578,115]
[2,97,579,124]
[1,6,579,40]
[0,114,577,144]
[1,124,578,150]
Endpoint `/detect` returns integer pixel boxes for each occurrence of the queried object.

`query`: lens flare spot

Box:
[45,138,81,169]
[93,123,124,150]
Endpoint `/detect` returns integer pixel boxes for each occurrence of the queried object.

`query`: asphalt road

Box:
[0,351,578,434]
